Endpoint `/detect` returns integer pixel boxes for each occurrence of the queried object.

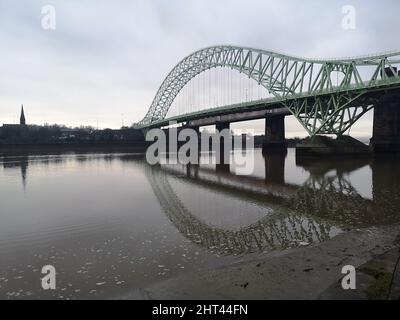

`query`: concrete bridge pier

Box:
[262,115,287,153]
[370,92,400,154]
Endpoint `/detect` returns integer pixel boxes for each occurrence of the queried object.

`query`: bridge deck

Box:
[137,77,400,129]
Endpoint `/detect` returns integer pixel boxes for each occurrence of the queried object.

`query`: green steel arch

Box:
[137,45,400,135]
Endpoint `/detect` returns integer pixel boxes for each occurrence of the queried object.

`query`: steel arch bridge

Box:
[135,45,400,136]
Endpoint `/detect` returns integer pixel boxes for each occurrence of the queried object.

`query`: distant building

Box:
[20,105,26,125]
[2,105,27,129]
[0,105,30,143]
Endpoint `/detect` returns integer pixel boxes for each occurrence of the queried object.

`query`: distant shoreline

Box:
[0,142,151,155]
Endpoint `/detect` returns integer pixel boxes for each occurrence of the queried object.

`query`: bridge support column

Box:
[215,122,231,165]
[262,115,287,153]
[370,93,400,154]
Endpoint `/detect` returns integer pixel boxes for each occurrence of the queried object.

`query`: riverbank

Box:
[119,225,400,300]
[0,142,150,155]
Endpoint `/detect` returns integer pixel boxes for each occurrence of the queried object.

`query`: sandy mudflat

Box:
[120,225,400,300]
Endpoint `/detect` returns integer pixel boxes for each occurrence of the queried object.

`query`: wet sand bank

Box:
[119,225,400,300]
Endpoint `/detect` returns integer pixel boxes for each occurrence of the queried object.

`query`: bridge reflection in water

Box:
[2,150,400,257]
[142,150,400,256]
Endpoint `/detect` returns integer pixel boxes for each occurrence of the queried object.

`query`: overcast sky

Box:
[0,0,399,137]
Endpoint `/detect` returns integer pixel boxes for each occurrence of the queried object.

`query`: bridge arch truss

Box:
[137,46,400,136]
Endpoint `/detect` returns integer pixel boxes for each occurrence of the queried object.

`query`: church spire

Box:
[20,104,26,125]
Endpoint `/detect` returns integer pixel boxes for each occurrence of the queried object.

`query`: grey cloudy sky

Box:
[0,0,399,137]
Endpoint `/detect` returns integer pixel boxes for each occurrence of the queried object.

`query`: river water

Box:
[0,149,399,299]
